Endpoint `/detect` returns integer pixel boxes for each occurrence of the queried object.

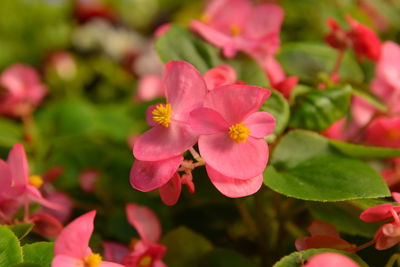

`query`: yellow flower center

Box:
[200,13,211,23]
[83,253,102,267]
[229,123,251,143]
[28,175,44,188]
[138,255,152,267]
[152,104,172,127]
[230,25,241,36]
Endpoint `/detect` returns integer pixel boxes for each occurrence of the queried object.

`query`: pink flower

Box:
[381,158,400,188]
[29,213,63,238]
[190,0,283,58]
[133,61,208,161]
[39,192,73,223]
[302,252,360,267]
[135,75,165,103]
[120,203,167,267]
[295,221,355,252]
[52,211,123,267]
[360,193,400,250]
[0,64,47,117]
[204,64,237,90]
[364,116,400,148]
[190,85,275,197]
[79,169,100,193]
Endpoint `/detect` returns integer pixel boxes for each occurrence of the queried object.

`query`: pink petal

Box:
[126,203,162,244]
[206,165,263,197]
[30,213,63,238]
[7,143,29,186]
[0,160,12,190]
[39,192,73,223]
[79,169,100,193]
[130,155,183,192]
[103,241,130,263]
[52,255,83,267]
[260,56,285,86]
[136,75,165,102]
[99,261,125,267]
[244,112,275,138]
[133,122,198,161]
[393,192,400,203]
[377,41,400,89]
[27,186,64,210]
[189,107,229,135]
[243,4,284,40]
[199,133,268,179]
[54,210,96,259]
[203,84,271,124]
[360,203,400,222]
[159,173,181,206]
[303,252,360,267]
[164,61,207,120]
[308,221,339,237]
[146,104,160,127]
[204,64,237,90]
[375,223,400,250]
[295,235,355,252]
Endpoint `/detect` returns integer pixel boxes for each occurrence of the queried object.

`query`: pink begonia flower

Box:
[79,169,100,193]
[103,242,130,264]
[325,15,381,62]
[302,252,360,267]
[39,192,73,223]
[135,75,165,103]
[53,211,123,267]
[360,193,400,250]
[204,64,237,90]
[295,221,355,252]
[0,160,22,222]
[133,61,207,161]
[191,0,283,58]
[190,85,275,179]
[5,144,62,213]
[119,204,167,267]
[364,116,400,148]
[30,213,63,238]
[0,64,47,118]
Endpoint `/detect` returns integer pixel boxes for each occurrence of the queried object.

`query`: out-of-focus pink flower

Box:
[52,211,123,267]
[103,242,131,264]
[74,0,115,24]
[295,221,355,252]
[154,23,171,39]
[191,0,283,58]
[0,160,21,222]
[133,61,207,161]
[135,75,165,103]
[381,158,400,188]
[302,252,360,267]
[364,116,400,148]
[120,204,167,267]
[45,51,77,81]
[360,193,400,250]
[30,213,63,238]
[79,169,100,193]
[190,85,275,197]
[204,64,237,90]
[325,15,381,62]
[0,64,47,118]
[39,192,73,223]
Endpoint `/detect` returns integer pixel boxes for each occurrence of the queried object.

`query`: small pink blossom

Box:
[53,210,123,267]
[135,75,165,103]
[191,0,283,58]
[295,221,355,252]
[133,61,208,161]
[302,252,360,267]
[204,64,237,90]
[0,64,47,118]
[79,169,100,193]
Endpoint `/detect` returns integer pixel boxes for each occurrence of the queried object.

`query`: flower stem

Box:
[354,239,375,252]
[331,50,345,77]
[385,253,400,267]
[234,199,257,237]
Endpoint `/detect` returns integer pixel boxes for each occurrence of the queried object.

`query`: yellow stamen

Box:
[83,253,102,267]
[29,175,44,188]
[229,122,251,143]
[230,25,241,36]
[152,104,172,127]
[138,255,152,267]
[388,129,400,140]
[200,13,211,23]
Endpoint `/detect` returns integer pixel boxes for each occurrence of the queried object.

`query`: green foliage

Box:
[7,224,34,240]
[22,242,54,267]
[261,89,290,138]
[0,118,24,147]
[0,226,23,266]
[225,54,269,87]
[201,248,258,267]
[161,226,213,267]
[273,248,369,267]
[264,130,390,201]
[289,85,352,131]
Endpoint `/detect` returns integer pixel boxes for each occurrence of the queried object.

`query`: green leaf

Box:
[264,130,390,201]
[8,224,33,240]
[22,242,54,267]
[307,201,382,238]
[289,86,352,131]
[161,226,213,267]
[277,43,364,84]
[11,264,42,267]
[0,225,23,266]
[329,140,400,159]
[225,54,269,87]
[201,248,258,267]
[156,25,221,73]
[0,117,23,147]
[273,248,368,267]
[261,89,290,138]
[351,87,387,112]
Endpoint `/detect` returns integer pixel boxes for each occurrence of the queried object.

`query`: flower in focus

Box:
[190,84,275,197]
[360,193,400,250]
[295,221,355,252]
[0,64,47,118]
[52,210,123,267]
[191,0,283,58]
[302,252,360,267]
[325,15,381,62]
